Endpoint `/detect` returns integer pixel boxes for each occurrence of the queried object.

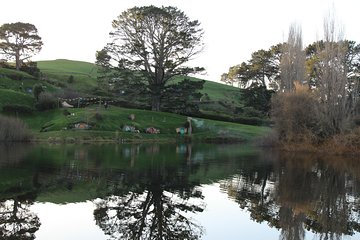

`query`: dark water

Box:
[0,143,359,240]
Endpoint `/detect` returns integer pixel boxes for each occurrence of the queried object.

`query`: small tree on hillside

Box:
[0,22,43,70]
[97,6,204,111]
[33,83,44,101]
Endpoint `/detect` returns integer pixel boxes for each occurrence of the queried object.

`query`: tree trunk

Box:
[150,84,163,111]
[151,95,161,111]
[15,50,21,71]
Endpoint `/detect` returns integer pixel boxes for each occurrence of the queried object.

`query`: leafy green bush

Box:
[67,75,75,83]
[0,115,32,141]
[192,112,271,126]
[94,112,103,121]
[33,83,44,101]
[2,104,34,114]
[235,106,264,118]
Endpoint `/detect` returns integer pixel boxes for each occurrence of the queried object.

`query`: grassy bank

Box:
[20,105,270,143]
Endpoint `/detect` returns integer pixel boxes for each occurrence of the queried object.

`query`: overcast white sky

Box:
[1,0,359,81]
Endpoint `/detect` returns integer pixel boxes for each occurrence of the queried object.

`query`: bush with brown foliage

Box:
[271,84,320,143]
[35,92,57,111]
[271,83,360,153]
[0,115,32,142]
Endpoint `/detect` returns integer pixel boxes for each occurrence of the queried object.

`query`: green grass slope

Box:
[37,59,241,100]
[37,59,98,92]
[22,105,270,142]
[0,67,36,79]
[37,59,97,77]
[0,67,37,91]
[37,59,245,115]
[0,89,34,110]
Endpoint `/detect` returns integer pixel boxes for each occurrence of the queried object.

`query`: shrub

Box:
[63,109,71,116]
[35,92,58,111]
[191,112,271,126]
[94,112,103,121]
[0,115,32,141]
[33,83,44,101]
[235,107,264,118]
[2,104,34,114]
[67,75,75,83]
[271,86,321,142]
[20,61,40,78]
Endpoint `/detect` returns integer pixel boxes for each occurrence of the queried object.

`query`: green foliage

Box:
[162,78,204,114]
[235,107,264,118]
[222,44,282,88]
[67,75,74,83]
[193,111,272,126]
[32,83,44,101]
[240,84,274,114]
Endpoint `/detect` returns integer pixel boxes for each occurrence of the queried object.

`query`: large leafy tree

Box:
[0,22,43,70]
[162,78,205,114]
[98,5,204,111]
[221,44,282,89]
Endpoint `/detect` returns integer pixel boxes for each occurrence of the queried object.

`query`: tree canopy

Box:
[0,22,43,70]
[221,44,281,89]
[97,5,204,111]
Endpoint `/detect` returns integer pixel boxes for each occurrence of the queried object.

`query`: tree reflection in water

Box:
[93,144,205,240]
[0,193,40,240]
[1,143,360,239]
[0,144,40,239]
[220,151,360,240]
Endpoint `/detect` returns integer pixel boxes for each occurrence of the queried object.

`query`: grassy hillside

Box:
[0,68,37,91]
[37,59,240,98]
[37,59,97,77]
[0,59,270,143]
[21,105,270,142]
[3,60,241,104]
[37,59,98,92]
[37,59,246,117]
[0,89,34,110]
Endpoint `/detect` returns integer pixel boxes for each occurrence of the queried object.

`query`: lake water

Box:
[0,143,359,240]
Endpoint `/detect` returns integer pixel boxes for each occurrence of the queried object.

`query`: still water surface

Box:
[0,143,359,240]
